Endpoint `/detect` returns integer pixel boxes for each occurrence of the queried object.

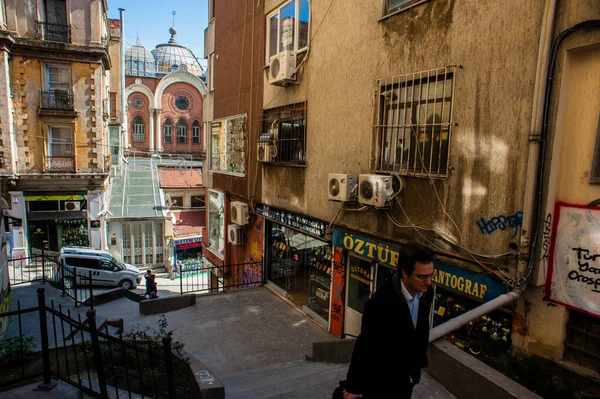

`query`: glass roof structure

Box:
[151,27,205,77]
[125,38,156,77]
[107,157,203,219]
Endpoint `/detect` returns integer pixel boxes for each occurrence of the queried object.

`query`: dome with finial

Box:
[151,26,204,77]
[125,37,156,77]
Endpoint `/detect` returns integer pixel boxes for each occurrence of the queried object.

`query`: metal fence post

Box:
[73,267,78,306]
[87,309,108,399]
[41,244,47,283]
[162,336,177,399]
[89,270,94,311]
[37,288,57,391]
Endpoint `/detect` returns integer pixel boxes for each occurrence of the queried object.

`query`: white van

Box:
[57,247,143,290]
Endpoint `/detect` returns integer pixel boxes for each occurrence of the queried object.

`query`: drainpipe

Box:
[119,8,127,154]
[518,0,557,279]
[430,0,558,341]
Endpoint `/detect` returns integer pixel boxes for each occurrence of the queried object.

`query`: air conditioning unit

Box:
[358,174,394,208]
[269,50,297,85]
[328,173,358,202]
[228,224,244,245]
[64,201,81,211]
[231,201,250,225]
[257,143,275,163]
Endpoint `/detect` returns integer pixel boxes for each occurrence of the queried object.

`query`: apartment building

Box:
[204,0,600,377]
[0,0,121,256]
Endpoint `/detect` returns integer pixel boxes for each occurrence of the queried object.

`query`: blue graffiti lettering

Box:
[476,211,523,238]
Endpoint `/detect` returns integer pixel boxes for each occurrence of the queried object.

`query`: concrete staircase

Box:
[220,360,348,399]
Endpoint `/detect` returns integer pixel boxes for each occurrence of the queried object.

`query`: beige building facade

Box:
[0,0,121,255]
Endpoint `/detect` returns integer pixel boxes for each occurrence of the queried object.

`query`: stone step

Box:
[221,360,348,399]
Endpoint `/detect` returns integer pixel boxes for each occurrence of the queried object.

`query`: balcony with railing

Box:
[36,21,72,43]
[44,156,75,173]
[40,90,74,110]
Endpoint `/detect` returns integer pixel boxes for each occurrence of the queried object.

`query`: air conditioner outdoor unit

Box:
[228,224,244,245]
[328,173,358,202]
[64,201,81,211]
[358,174,394,208]
[269,50,297,85]
[231,201,250,226]
[257,143,275,163]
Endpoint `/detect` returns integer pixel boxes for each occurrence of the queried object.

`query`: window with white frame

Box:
[373,66,455,178]
[177,118,188,143]
[192,120,201,144]
[46,64,71,92]
[209,115,246,174]
[385,0,427,15]
[207,190,224,258]
[266,0,309,63]
[164,119,172,143]
[48,126,73,156]
[132,116,145,142]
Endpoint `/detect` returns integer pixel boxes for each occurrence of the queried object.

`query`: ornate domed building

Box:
[124,27,207,157]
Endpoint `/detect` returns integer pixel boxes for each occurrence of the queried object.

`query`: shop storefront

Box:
[257,204,332,327]
[331,228,512,358]
[174,236,203,277]
[25,194,89,253]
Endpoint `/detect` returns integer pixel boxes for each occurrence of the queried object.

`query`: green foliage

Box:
[123,314,189,362]
[0,336,37,363]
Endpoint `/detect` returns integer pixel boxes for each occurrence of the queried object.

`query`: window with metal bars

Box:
[591,115,600,183]
[177,118,188,143]
[192,120,201,144]
[132,116,145,142]
[373,67,455,178]
[565,310,600,374]
[260,102,306,166]
[164,119,172,143]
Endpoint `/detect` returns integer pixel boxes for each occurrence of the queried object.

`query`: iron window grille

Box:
[373,66,455,178]
[132,116,145,142]
[177,119,188,143]
[36,20,71,43]
[565,310,600,374]
[40,90,73,110]
[192,121,201,144]
[260,102,307,166]
[164,119,172,143]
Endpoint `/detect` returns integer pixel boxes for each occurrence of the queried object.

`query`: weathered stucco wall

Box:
[261,0,548,267]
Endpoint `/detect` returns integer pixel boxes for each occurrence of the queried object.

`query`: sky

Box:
[107,0,209,68]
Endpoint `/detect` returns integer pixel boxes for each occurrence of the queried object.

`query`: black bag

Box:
[332,380,346,399]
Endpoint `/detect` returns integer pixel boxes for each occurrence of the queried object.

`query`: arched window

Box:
[132,116,145,142]
[192,120,201,144]
[177,118,187,144]
[164,119,172,143]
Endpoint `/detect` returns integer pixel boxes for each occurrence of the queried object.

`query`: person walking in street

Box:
[343,242,435,399]
[145,269,158,299]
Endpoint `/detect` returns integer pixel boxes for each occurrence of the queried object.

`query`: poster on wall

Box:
[546,203,600,318]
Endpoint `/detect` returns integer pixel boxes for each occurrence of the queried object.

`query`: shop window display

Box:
[433,289,512,357]
[267,223,332,321]
[175,245,204,278]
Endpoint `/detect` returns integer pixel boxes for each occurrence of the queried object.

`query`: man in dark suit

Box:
[343,242,435,398]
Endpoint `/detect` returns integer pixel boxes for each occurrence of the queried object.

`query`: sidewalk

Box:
[3,283,457,398]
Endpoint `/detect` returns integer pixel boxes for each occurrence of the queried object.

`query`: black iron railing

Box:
[40,90,74,111]
[36,21,72,43]
[44,156,75,172]
[0,288,184,398]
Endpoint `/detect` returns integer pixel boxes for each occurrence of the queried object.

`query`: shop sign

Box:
[175,236,202,248]
[333,229,506,302]
[433,262,506,302]
[350,265,371,286]
[25,195,85,201]
[256,203,327,239]
[332,229,401,268]
[546,203,600,318]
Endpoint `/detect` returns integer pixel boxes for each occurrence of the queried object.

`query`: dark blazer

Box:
[345,273,434,398]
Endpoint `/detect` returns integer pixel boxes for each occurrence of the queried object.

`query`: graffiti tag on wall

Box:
[329,247,346,337]
[476,211,523,238]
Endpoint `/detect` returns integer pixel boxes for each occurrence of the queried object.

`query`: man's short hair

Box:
[397,241,434,276]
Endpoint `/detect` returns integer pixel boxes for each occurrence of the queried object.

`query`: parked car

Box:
[56,247,143,290]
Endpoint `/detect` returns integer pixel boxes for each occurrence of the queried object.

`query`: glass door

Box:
[344,254,374,337]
